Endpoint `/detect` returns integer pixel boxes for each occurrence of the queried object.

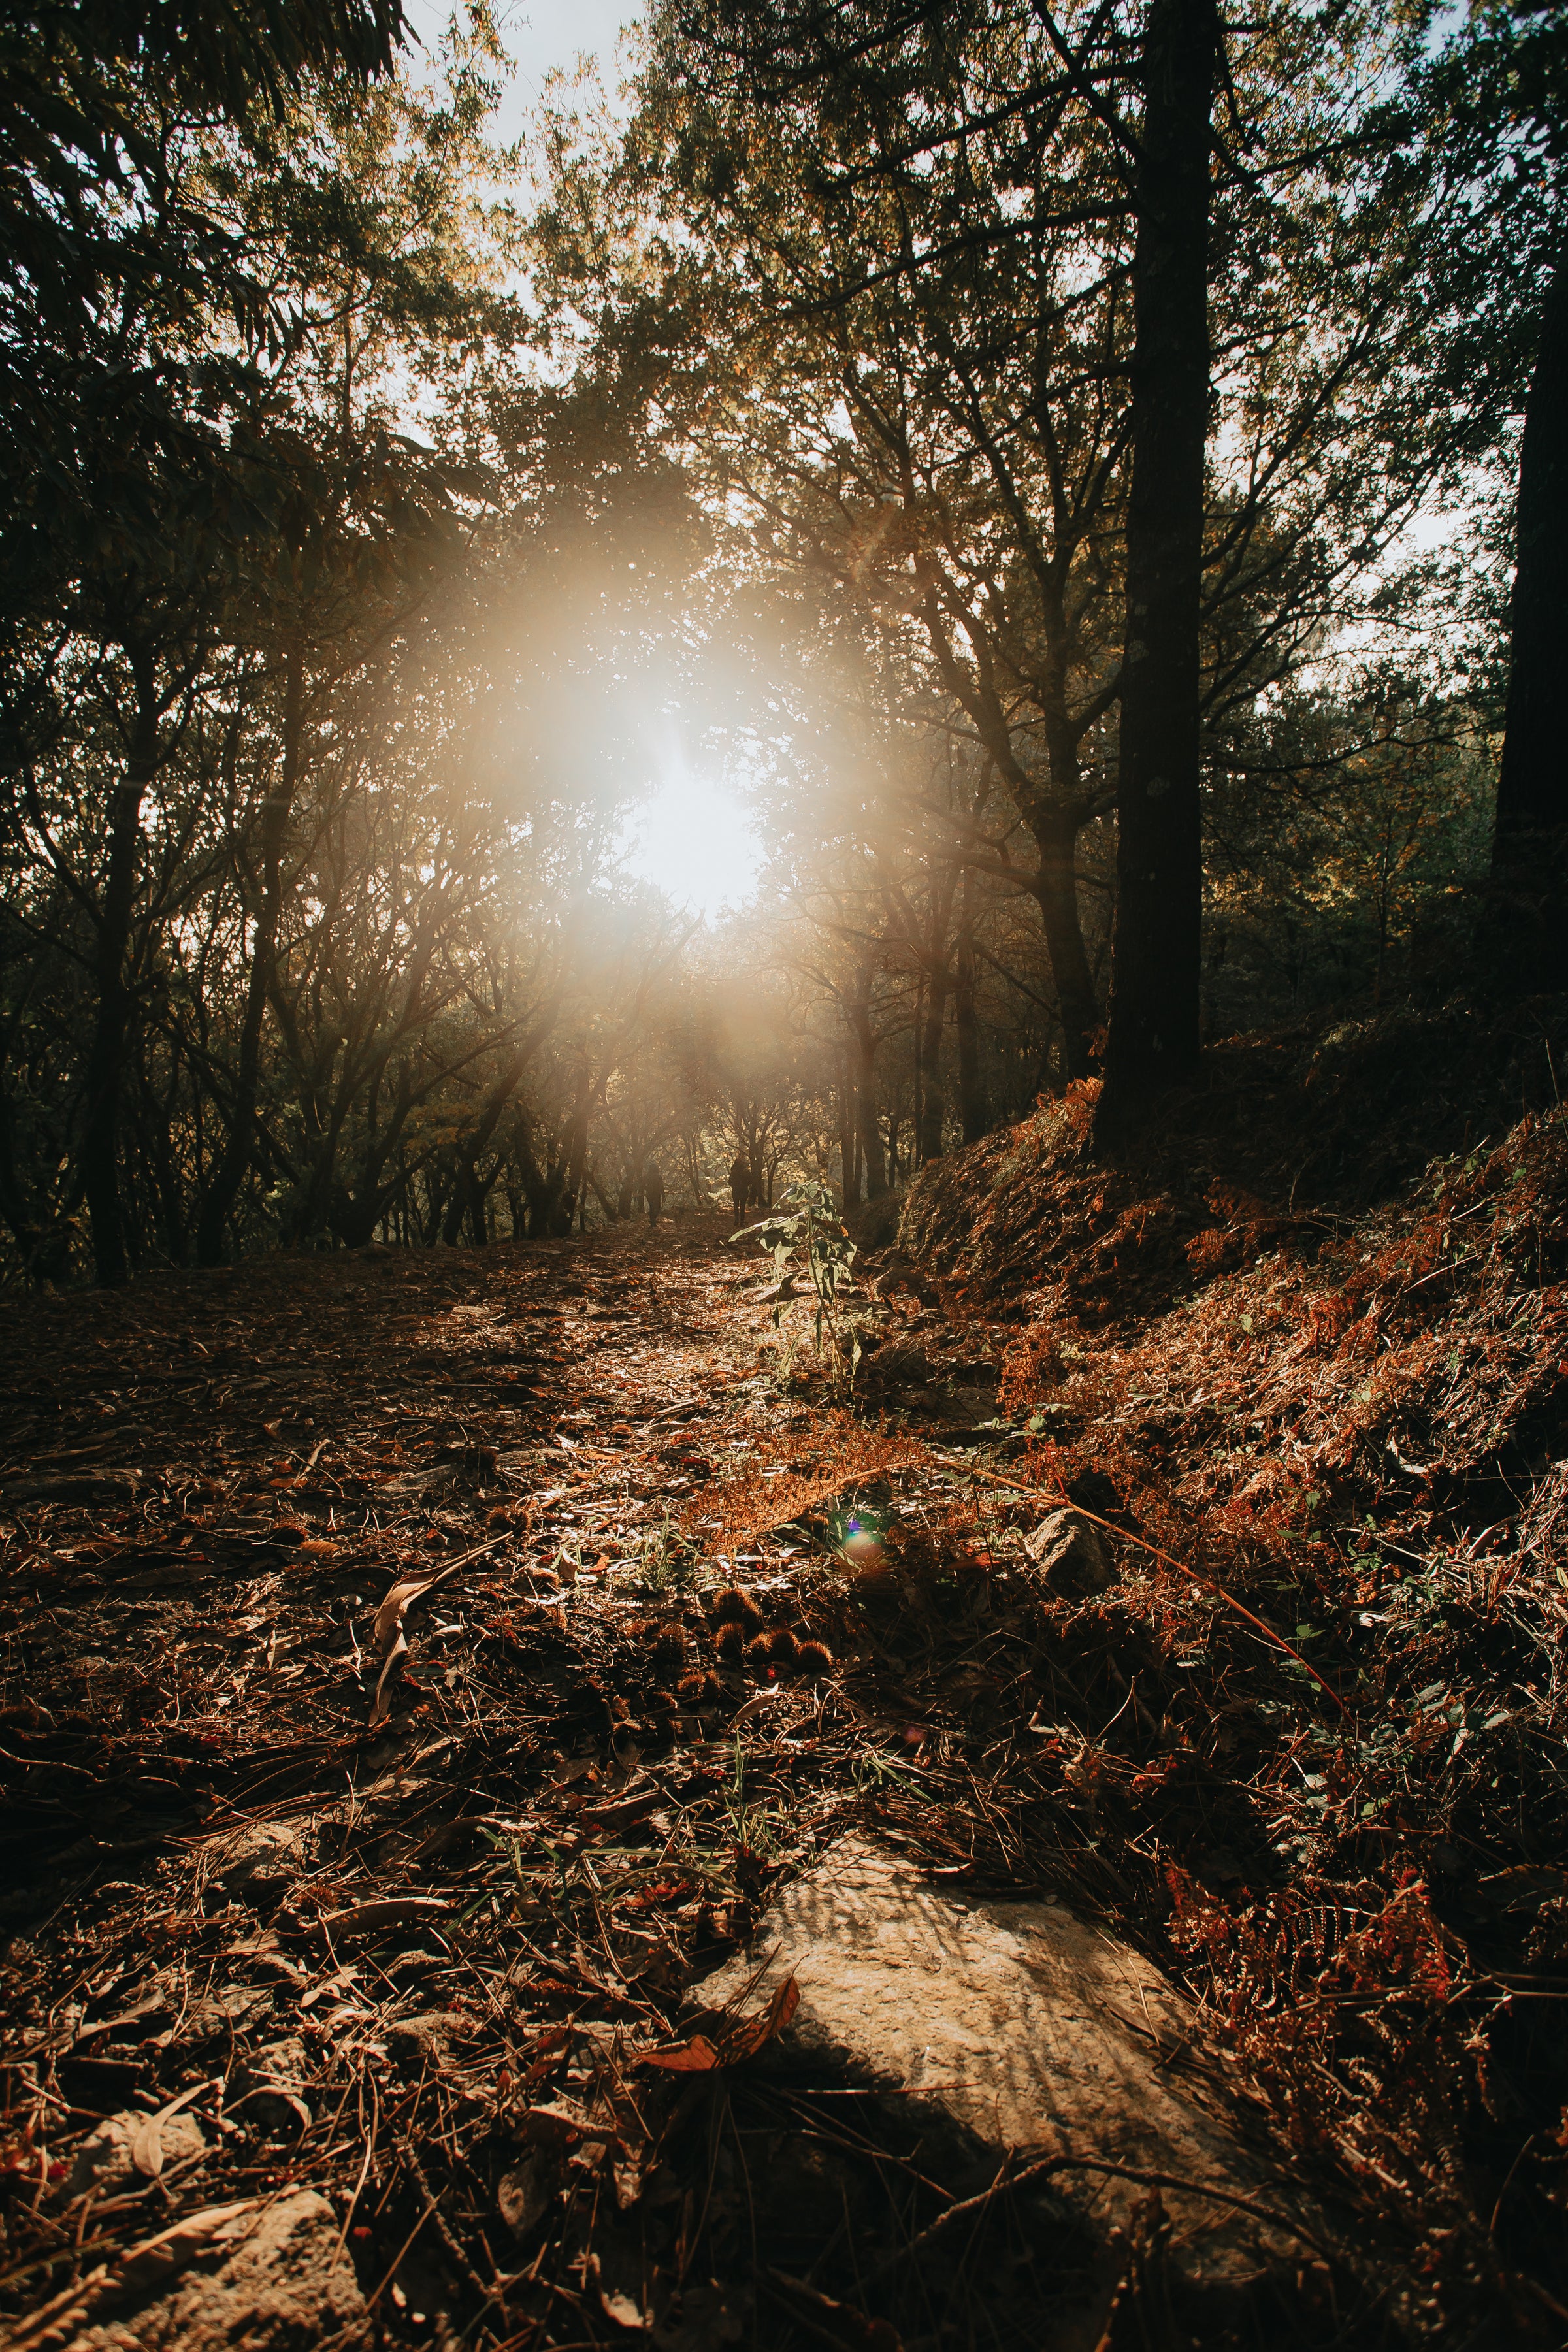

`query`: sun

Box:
[619,762,763,920]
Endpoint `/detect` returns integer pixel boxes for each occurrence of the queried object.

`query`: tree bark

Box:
[561,1062,594,1235]
[441,1045,529,1246]
[513,1107,568,1237]
[917,966,949,1160]
[846,966,887,1196]
[954,872,985,1142]
[197,653,302,1266]
[1096,0,1217,1149]
[1031,809,1100,1082]
[840,1056,860,1206]
[82,645,161,1286]
[1491,237,1568,988]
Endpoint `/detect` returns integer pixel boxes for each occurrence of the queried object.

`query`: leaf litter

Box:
[0,1062,1567,2349]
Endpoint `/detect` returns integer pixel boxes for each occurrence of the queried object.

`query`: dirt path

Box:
[0,1220,1097,2351]
[3,1215,1558,2348]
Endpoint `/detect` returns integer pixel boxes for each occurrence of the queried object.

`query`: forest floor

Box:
[3,1019,1568,2352]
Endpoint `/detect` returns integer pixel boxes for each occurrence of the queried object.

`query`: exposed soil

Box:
[3,1019,1568,2352]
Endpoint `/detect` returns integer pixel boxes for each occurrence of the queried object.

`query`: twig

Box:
[863,2148,1329,2280]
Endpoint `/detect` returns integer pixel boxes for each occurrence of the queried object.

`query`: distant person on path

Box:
[645,1162,664,1228]
[729,1154,749,1224]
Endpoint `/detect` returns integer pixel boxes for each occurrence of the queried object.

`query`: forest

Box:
[1,0,1567,2347]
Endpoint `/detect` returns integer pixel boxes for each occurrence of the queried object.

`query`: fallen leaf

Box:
[366,1543,498,1726]
[130,2077,221,2179]
[368,1566,462,1727]
[639,2034,721,2074]
[298,1965,361,2012]
[321,1897,451,1935]
[723,1974,800,2063]
[498,2149,552,2236]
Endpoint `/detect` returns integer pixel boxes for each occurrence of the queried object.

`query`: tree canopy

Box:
[0,0,1561,1285]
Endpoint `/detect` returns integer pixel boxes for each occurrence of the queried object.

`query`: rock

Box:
[385,2010,473,2069]
[66,2110,209,2198]
[10,2193,363,2352]
[498,2149,553,2237]
[167,1984,269,2049]
[1066,1467,1126,1520]
[949,1383,1000,1419]
[214,1820,305,1906]
[162,2187,361,2347]
[232,2036,312,2134]
[1023,1506,1113,1595]
[690,1838,1307,2321]
[56,2052,149,2110]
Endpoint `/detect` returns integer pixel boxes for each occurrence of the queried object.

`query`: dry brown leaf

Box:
[365,1541,499,1727]
[723,1973,800,2063]
[129,2076,220,2179]
[590,2249,651,2332]
[367,1565,461,1728]
[638,2034,721,2074]
[321,1896,451,1935]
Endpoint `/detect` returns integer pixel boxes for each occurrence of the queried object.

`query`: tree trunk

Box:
[442,1047,530,1247]
[514,1108,568,1237]
[917,966,949,1160]
[197,653,302,1266]
[840,1058,859,1206]
[82,647,161,1286]
[561,1064,594,1235]
[955,877,984,1142]
[1491,237,1568,988]
[847,968,887,1197]
[1031,809,1099,1082]
[911,970,923,1158]
[1096,0,1217,1149]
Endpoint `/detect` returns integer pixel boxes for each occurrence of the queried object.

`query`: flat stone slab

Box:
[693,1837,1305,2293]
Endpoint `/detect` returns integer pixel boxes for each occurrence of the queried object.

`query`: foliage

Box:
[732,1176,862,1389]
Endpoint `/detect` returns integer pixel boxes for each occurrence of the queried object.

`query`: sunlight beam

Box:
[619,762,763,919]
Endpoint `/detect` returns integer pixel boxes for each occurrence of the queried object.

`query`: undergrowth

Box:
[875,1000,1568,2339]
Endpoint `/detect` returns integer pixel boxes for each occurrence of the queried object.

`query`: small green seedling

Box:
[732,1178,862,1392]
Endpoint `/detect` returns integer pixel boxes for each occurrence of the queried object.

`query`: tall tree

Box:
[1094,0,1218,1144]
[1444,3,1568,982]
[1492,245,1567,983]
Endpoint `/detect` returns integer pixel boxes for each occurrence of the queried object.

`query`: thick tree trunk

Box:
[1096,0,1217,1149]
[82,649,160,1286]
[1491,238,1568,988]
[857,1066,886,1196]
[197,655,302,1266]
[513,1108,568,1237]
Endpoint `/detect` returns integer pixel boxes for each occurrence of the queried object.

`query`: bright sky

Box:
[403,0,644,141]
[404,3,764,922]
[617,760,765,921]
